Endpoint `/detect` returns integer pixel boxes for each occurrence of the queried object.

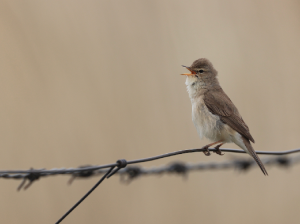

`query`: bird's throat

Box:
[185,76,220,99]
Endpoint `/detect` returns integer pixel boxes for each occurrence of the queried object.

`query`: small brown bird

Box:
[181,58,267,175]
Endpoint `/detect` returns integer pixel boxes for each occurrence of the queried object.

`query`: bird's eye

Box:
[199,70,204,73]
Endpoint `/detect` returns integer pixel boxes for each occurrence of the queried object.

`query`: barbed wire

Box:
[1,154,298,186]
[0,148,299,186]
[63,155,296,185]
[1,148,300,175]
[1,147,300,224]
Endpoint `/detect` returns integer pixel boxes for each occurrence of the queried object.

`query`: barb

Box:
[17,171,41,191]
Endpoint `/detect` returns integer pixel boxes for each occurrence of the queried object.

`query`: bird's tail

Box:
[242,137,268,176]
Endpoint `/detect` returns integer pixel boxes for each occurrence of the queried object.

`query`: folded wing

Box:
[204,88,255,143]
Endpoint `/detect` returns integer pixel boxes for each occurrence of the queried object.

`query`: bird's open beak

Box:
[181,65,196,76]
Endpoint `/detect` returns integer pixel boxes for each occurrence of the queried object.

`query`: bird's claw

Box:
[213,144,224,156]
[201,146,211,156]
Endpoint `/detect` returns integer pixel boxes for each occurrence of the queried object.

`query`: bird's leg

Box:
[201,140,223,156]
[213,143,224,156]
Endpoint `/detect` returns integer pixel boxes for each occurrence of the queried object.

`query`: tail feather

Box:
[242,137,268,176]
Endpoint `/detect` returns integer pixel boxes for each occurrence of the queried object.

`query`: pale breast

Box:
[191,96,225,141]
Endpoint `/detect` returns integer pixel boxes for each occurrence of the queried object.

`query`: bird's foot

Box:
[213,144,224,156]
[201,145,211,156]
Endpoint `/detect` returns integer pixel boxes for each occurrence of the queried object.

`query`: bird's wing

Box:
[204,88,255,143]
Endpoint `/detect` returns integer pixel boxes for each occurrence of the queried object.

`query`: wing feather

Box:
[204,88,255,143]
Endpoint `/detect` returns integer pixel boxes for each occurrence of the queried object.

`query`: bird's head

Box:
[181,58,217,79]
[181,58,219,93]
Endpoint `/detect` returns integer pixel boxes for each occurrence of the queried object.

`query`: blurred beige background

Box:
[1,0,300,223]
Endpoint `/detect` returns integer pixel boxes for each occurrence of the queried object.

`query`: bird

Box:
[181,58,268,175]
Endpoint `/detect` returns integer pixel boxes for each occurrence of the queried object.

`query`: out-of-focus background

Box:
[1,0,300,223]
